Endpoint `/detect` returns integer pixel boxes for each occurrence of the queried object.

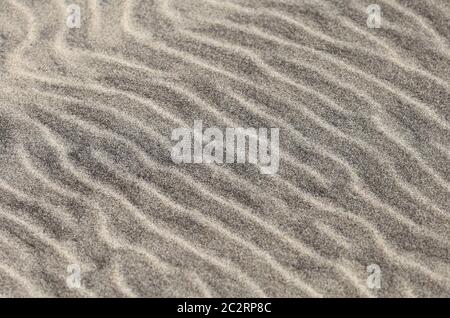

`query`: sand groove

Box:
[0,0,449,297]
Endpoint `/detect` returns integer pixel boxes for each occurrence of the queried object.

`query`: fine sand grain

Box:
[0,0,449,297]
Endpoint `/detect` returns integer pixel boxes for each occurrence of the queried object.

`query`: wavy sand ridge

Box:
[0,0,449,297]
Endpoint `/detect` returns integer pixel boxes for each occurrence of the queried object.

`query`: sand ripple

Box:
[0,0,449,297]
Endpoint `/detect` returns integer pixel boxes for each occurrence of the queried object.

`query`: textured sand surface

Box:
[0,0,449,297]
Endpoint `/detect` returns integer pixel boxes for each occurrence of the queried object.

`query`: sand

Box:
[0,0,449,297]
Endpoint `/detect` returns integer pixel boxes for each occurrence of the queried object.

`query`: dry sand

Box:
[0,0,449,297]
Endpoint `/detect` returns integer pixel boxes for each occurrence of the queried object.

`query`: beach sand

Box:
[0,0,449,297]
